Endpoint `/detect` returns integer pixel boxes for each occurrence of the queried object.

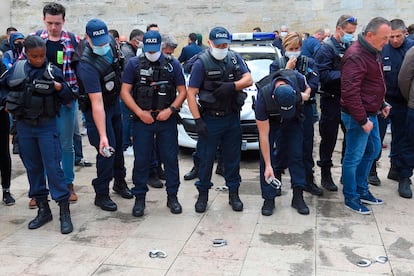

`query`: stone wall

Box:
[1,0,413,49]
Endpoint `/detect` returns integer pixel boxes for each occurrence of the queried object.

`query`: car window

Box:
[245,59,273,82]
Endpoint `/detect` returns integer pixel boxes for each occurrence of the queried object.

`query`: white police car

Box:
[177,32,282,151]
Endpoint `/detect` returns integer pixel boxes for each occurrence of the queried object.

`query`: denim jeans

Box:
[131,115,180,196]
[341,113,381,202]
[196,113,241,193]
[17,119,69,202]
[56,101,76,185]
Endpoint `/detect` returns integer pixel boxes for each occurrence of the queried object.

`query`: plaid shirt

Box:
[32,29,80,89]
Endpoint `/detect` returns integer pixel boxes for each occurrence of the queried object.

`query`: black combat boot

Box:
[184,165,199,181]
[291,187,310,215]
[28,199,53,229]
[167,194,182,214]
[261,198,275,216]
[398,177,413,199]
[59,200,73,234]
[368,161,381,186]
[113,179,133,199]
[229,190,243,212]
[321,167,338,191]
[387,163,399,181]
[195,190,209,213]
[304,173,324,196]
[132,196,146,217]
[2,189,15,206]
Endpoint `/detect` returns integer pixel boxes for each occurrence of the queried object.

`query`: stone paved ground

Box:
[1,126,413,276]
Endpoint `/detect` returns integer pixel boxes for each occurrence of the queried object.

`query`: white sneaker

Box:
[124,146,134,156]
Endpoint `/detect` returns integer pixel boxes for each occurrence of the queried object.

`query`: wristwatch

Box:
[169,105,177,114]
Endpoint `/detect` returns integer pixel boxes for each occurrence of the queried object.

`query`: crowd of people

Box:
[0,3,413,234]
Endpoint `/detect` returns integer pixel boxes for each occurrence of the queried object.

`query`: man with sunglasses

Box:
[314,15,357,192]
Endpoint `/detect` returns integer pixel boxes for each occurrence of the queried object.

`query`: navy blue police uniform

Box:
[313,36,350,191]
[121,31,186,216]
[76,20,128,210]
[189,47,249,195]
[5,60,72,203]
[269,54,322,196]
[255,70,307,196]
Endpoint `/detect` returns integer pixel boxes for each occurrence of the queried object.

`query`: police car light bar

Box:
[231,32,275,41]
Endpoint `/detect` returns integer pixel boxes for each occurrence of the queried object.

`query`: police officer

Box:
[313,15,358,191]
[255,69,312,215]
[4,35,73,233]
[186,26,253,213]
[120,30,187,217]
[269,32,323,198]
[76,19,132,212]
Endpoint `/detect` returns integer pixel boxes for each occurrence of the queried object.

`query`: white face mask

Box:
[285,51,301,60]
[280,31,288,38]
[145,51,161,62]
[210,47,228,60]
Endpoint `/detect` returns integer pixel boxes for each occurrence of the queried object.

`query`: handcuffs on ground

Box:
[212,239,228,247]
[356,256,388,267]
[149,249,168,258]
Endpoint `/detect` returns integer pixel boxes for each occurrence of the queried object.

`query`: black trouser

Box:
[0,109,11,189]
[318,95,346,168]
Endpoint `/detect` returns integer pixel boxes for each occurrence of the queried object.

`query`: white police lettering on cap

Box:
[145,38,158,43]
[93,29,105,36]
[216,33,228,38]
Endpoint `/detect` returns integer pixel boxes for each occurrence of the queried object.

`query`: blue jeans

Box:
[85,100,126,195]
[195,113,241,193]
[341,113,381,202]
[56,101,76,185]
[131,115,180,196]
[17,119,69,202]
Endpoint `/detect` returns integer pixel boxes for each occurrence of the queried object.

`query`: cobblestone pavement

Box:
[1,126,413,276]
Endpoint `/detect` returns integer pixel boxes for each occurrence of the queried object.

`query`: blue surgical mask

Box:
[340,32,353,44]
[93,43,111,56]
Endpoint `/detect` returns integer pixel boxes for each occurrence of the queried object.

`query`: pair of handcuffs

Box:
[356,256,388,267]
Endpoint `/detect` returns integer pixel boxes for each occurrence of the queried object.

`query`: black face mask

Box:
[14,42,23,54]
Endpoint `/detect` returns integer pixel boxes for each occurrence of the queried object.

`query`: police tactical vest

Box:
[78,45,122,110]
[256,69,300,118]
[197,50,243,112]
[132,54,175,110]
[6,60,60,124]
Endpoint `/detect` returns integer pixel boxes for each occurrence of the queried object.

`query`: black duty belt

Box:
[204,110,231,117]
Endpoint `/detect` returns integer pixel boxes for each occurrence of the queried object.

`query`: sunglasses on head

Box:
[342,17,358,25]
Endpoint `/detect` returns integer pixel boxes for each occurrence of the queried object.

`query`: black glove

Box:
[195,118,208,137]
[212,82,236,99]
